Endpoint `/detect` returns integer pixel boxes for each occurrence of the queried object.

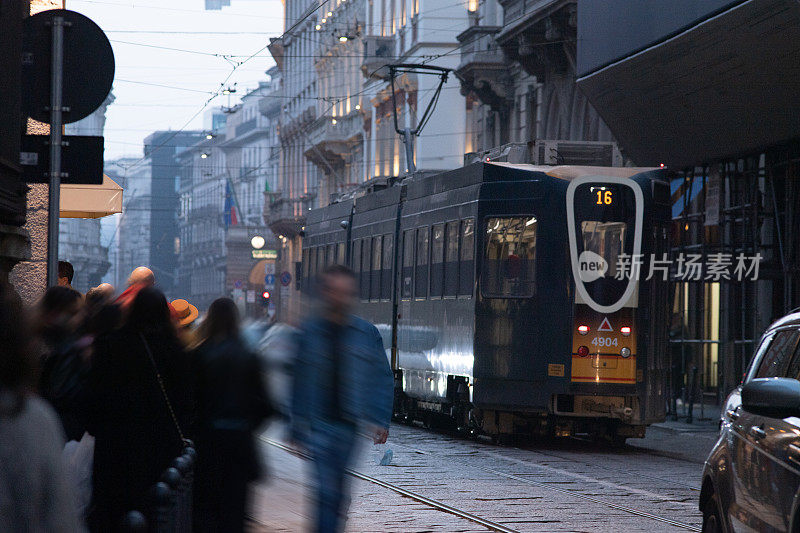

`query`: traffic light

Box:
[260,290,270,306]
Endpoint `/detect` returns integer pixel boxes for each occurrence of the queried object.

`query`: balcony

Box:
[263,194,308,238]
[304,113,363,173]
[361,35,395,80]
[455,25,509,112]
[235,117,258,137]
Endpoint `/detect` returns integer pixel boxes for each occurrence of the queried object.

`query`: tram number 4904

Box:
[590,336,618,347]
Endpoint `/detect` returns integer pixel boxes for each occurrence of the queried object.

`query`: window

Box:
[755,330,800,379]
[445,222,459,296]
[361,238,371,300]
[430,224,444,297]
[336,242,345,265]
[482,217,537,298]
[302,248,310,290]
[371,236,382,300]
[459,219,475,296]
[309,247,317,283]
[353,239,362,293]
[327,244,334,268]
[382,234,393,300]
[415,227,429,298]
[581,221,626,279]
[402,229,414,298]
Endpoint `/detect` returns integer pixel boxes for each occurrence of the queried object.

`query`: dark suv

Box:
[701,313,800,532]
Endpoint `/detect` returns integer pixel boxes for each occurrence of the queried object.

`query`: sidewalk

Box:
[627,406,722,464]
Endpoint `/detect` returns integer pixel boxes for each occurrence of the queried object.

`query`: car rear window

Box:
[755,329,800,379]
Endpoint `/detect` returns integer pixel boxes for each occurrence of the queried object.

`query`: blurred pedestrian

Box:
[84,287,192,531]
[0,282,86,532]
[192,297,273,533]
[114,266,155,311]
[171,298,199,348]
[291,265,394,533]
[58,260,76,291]
[37,285,88,442]
[83,285,122,345]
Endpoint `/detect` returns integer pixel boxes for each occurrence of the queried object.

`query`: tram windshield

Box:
[482,217,537,297]
[581,221,627,279]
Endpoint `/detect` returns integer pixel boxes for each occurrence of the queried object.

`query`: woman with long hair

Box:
[84,287,192,531]
[192,298,273,532]
[0,283,85,531]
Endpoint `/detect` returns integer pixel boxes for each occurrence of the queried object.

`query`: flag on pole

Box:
[224,179,240,227]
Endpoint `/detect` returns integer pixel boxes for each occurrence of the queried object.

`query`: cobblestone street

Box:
[250,420,720,532]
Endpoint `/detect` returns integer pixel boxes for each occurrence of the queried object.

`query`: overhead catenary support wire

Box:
[388,64,451,175]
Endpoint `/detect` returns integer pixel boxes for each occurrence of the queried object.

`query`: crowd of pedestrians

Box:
[0,261,394,532]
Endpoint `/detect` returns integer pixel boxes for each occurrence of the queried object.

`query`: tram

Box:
[302,162,671,443]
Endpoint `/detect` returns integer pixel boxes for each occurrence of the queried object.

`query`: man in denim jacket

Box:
[291,264,394,533]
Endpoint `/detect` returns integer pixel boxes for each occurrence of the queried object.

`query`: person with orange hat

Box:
[171,298,199,347]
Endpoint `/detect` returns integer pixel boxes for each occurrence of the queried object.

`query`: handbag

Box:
[139,333,191,448]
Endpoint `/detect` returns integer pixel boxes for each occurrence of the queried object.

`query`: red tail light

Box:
[577,345,589,357]
[620,326,631,336]
[577,325,589,335]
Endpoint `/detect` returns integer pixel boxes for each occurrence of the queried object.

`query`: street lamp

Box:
[251,235,265,249]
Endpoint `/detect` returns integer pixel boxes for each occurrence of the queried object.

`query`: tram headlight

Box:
[577,325,589,335]
[577,345,589,357]
[620,326,631,336]
[620,347,631,358]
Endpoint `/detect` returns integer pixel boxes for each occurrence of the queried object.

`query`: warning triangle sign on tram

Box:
[598,317,613,332]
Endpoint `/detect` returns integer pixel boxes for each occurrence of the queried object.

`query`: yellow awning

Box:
[60,174,123,219]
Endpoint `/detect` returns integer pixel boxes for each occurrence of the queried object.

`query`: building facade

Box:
[177,74,282,313]
[577,0,800,401]
[455,0,613,159]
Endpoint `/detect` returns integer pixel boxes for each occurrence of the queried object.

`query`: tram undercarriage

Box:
[392,370,646,446]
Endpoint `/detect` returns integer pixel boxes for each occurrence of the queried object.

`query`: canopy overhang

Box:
[60,174,123,219]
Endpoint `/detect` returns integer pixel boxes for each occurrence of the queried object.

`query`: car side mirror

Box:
[741,378,800,418]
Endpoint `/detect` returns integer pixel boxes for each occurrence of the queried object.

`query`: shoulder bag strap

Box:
[139,332,190,447]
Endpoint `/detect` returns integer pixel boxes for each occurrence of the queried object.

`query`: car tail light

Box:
[577,345,589,357]
[578,325,589,335]
[620,326,631,336]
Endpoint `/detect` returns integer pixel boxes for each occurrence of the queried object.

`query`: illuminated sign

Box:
[252,249,278,259]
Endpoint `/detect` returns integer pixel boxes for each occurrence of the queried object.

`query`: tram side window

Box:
[444,222,459,296]
[415,227,429,298]
[360,238,371,300]
[755,330,800,378]
[371,236,382,301]
[382,234,393,300]
[459,219,475,296]
[302,248,309,290]
[308,247,317,286]
[336,242,345,265]
[327,244,334,268]
[482,217,537,298]
[430,224,445,298]
[402,229,414,298]
[353,239,362,293]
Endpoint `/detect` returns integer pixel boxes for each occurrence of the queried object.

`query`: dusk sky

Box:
[69,0,284,159]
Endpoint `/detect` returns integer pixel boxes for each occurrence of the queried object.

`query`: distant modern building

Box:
[114,131,203,297]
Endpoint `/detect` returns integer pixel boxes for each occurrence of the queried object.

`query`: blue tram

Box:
[302,162,671,443]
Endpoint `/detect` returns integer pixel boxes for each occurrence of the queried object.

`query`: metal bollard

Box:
[122,510,147,532]
[686,365,698,424]
[150,481,175,533]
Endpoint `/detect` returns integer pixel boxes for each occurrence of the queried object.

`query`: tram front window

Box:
[482,217,536,298]
[581,221,627,279]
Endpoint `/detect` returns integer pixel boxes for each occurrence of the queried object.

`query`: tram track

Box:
[260,436,520,533]
[389,438,702,532]
[260,433,701,532]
